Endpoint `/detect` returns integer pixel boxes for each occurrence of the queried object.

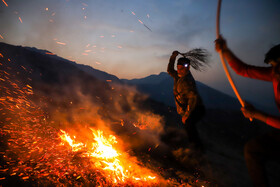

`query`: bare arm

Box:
[215,36,272,81]
[167,51,179,78]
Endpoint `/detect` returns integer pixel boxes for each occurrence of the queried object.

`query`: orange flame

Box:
[59,128,160,185]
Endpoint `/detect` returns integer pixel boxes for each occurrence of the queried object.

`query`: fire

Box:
[0,53,193,186]
[59,130,84,152]
[58,128,160,185]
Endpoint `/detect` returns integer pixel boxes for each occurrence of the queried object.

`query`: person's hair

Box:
[264,44,280,64]
[178,48,210,71]
[177,57,190,66]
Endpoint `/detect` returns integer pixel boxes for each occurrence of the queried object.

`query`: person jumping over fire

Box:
[215,36,280,187]
[167,49,209,151]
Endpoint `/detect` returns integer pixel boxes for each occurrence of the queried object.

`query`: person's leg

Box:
[244,130,280,187]
[184,105,205,150]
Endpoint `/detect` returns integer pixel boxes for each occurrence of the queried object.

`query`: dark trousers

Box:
[183,105,205,149]
[244,130,280,187]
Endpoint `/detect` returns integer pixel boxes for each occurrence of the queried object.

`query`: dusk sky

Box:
[1,0,280,110]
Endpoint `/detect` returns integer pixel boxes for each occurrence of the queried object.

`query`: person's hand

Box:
[182,115,188,124]
[215,35,227,52]
[172,50,179,57]
[182,111,190,124]
[241,102,256,119]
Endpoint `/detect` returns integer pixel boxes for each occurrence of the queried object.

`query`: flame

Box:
[58,128,160,185]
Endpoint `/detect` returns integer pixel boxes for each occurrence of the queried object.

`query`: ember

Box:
[1,0,8,7]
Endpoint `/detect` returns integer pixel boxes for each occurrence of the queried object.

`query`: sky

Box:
[0,0,280,110]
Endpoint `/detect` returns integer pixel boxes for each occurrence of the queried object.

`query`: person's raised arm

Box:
[215,36,272,81]
[167,51,179,78]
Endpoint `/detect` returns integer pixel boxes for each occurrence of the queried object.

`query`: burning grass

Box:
[0,52,194,186]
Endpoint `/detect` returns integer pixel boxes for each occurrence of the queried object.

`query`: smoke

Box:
[34,78,165,152]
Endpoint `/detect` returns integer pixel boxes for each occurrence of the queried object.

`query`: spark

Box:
[45,8,48,11]
[138,19,143,24]
[143,24,152,32]
[51,12,56,16]
[95,61,101,65]
[45,52,55,55]
[18,17,23,23]
[56,41,66,45]
[0,53,3,58]
[82,53,88,56]
[106,80,112,82]
[131,11,136,15]
[2,0,8,7]
[0,34,3,39]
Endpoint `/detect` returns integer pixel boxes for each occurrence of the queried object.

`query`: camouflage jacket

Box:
[167,55,203,118]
